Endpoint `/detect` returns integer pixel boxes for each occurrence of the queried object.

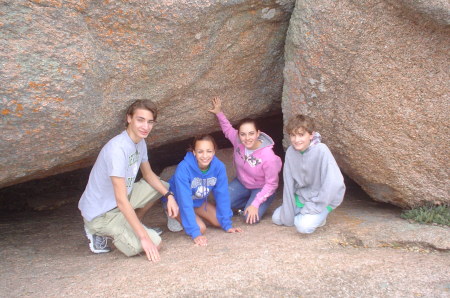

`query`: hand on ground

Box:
[141,237,160,262]
[193,235,208,246]
[244,206,259,224]
[227,227,243,233]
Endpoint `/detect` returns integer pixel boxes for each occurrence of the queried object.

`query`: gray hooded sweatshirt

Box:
[279,133,345,226]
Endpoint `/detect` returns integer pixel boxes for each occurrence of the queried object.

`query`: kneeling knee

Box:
[295,224,316,234]
[294,217,316,234]
[272,216,282,226]
[272,207,282,225]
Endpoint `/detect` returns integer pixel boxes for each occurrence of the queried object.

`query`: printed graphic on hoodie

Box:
[191,177,217,200]
[236,147,262,167]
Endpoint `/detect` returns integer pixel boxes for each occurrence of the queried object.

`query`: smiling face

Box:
[193,140,216,170]
[289,128,314,152]
[238,122,261,150]
[126,108,155,143]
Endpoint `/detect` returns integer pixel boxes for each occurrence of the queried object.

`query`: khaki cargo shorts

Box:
[84,179,169,257]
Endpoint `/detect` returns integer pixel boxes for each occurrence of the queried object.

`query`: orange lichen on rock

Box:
[25,128,42,135]
[1,0,294,190]
[190,44,205,56]
[28,82,47,89]
[29,0,63,8]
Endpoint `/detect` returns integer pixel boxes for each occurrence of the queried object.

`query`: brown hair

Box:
[285,114,315,134]
[237,118,260,132]
[125,99,158,127]
[188,134,218,152]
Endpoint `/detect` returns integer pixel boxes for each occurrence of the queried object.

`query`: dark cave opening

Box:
[0,113,288,212]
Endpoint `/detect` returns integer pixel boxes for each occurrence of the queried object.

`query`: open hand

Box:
[141,236,160,262]
[227,227,243,233]
[193,235,208,246]
[244,206,259,224]
[208,97,222,114]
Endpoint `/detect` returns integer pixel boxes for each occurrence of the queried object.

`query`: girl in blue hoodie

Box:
[168,135,242,246]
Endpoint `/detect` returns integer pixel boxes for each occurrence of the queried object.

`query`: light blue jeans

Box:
[272,206,329,234]
[229,178,277,223]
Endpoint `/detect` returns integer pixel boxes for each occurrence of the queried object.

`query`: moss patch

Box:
[401,204,450,226]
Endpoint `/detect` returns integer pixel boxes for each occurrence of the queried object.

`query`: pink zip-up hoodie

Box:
[216,112,282,208]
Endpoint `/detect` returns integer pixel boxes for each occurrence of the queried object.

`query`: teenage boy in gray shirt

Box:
[78,100,179,262]
[272,114,345,234]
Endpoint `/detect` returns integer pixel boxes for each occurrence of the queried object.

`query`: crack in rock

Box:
[336,233,449,253]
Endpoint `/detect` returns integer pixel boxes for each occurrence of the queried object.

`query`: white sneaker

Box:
[166,211,183,232]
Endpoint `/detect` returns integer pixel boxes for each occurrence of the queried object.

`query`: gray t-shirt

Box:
[78,130,148,221]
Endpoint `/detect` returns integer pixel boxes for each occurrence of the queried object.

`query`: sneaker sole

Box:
[151,227,163,236]
[84,227,111,254]
[143,225,163,236]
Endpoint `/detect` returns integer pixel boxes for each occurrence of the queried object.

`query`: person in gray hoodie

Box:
[272,115,345,234]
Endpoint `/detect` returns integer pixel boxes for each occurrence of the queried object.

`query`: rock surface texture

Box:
[282,0,450,207]
[0,0,294,188]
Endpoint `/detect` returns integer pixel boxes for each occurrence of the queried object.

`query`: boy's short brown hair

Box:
[285,114,315,135]
[125,99,158,127]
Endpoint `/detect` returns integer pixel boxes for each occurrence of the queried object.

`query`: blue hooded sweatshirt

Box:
[168,152,233,239]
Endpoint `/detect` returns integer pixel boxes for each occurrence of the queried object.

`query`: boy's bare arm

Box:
[111,176,160,262]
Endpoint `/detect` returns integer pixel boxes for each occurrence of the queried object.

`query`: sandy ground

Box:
[1,181,449,297]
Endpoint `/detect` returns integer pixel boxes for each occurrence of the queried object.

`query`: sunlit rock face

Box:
[282,0,449,207]
[0,0,295,188]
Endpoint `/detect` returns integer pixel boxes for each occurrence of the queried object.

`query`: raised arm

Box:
[208,97,239,146]
[208,96,223,115]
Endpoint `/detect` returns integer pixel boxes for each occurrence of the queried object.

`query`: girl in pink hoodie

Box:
[209,97,282,224]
